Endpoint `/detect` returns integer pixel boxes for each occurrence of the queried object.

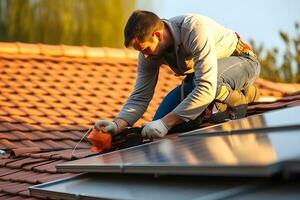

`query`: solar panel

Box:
[282,156,300,175]
[228,180,300,200]
[180,106,300,137]
[30,173,266,200]
[57,129,300,176]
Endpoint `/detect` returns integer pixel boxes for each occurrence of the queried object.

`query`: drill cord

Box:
[71,127,92,157]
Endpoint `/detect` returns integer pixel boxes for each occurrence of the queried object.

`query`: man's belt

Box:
[232,33,257,58]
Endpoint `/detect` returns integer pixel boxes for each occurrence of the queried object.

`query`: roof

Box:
[1,42,300,199]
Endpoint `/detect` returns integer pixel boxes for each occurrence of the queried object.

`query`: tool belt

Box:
[232,33,257,58]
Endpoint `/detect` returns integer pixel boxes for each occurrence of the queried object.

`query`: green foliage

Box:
[250,22,300,83]
[0,0,136,47]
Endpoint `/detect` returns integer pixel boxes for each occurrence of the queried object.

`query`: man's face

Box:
[132,33,166,59]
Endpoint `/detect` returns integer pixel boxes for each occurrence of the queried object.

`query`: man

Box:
[94,10,261,139]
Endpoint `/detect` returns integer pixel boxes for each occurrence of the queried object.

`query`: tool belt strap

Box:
[232,33,257,58]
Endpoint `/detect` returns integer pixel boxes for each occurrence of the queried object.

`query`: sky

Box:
[136,0,300,52]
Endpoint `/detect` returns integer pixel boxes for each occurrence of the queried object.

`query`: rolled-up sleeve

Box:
[172,21,217,121]
[117,54,161,125]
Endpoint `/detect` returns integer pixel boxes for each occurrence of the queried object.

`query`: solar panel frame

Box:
[57,129,300,176]
[180,106,300,137]
[30,173,267,200]
[228,180,300,200]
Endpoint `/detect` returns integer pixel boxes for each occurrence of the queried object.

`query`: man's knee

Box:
[215,83,260,108]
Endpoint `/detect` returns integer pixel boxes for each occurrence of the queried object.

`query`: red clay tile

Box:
[278,94,300,102]
[47,130,78,140]
[0,181,31,196]
[2,94,27,102]
[1,123,31,132]
[1,170,69,185]
[5,158,48,169]
[2,107,28,116]
[1,195,27,200]
[38,108,66,118]
[10,116,37,124]
[66,116,94,125]
[285,90,300,96]
[0,158,22,167]
[0,116,21,124]
[15,191,34,198]
[1,170,37,183]
[287,99,300,107]
[0,168,22,177]
[0,101,18,108]
[29,151,63,160]
[11,131,40,140]
[0,124,10,132]
[0,42,19,54]
[22,159,56,171]
[70,148,97,159]
[20,141,52,150]
[32,160,66,173]
[0,139,19,149]
[10,147,41,157]
[28,116,57,125]
[37,124,67,131]
[248,102,286,111]
[0,108,9,116]
[19,108,45,117]
[50,150,77,161]
[28,131,60,140]
[42,140,70,150]
[68,130,85,139]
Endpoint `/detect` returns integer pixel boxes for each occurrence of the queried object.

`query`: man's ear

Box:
[153,31,163,41]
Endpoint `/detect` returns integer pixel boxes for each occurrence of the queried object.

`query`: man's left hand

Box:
[141,119,169,139]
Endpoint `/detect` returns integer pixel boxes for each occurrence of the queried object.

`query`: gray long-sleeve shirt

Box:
[118,14,238,125]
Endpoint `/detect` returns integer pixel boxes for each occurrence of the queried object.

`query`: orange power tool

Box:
[87,126,144,153]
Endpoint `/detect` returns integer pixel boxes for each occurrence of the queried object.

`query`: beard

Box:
[150,43,171,59]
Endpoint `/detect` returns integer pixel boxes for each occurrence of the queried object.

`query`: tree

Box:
[250,22,300,83]
[0,0,136,47]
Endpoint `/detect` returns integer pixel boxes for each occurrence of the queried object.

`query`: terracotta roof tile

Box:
[5,158,48,169]
[0,140,19,149]
[255,78,300,98]
[0,181,31,196]
[11,147,41,157]
[0,133,19,141]
[21,160,58,171]
[0,168,22,177]
[7,131,39,140]
[3,195,40,200]
[1,42,300,199]
[286,99,300,107]
[0,158,21,167]
[1,122,32,132]
[1,170,73,185]
[30,160,66,173]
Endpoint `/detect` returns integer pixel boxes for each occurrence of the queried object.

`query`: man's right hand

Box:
[94,120,118,135]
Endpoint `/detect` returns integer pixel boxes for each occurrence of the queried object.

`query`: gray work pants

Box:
[153,55,261,120]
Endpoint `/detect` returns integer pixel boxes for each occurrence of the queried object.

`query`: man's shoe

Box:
[210,104,248,123]
[243,84,260,103]
[211,89,248,123]
[215,101,227,112]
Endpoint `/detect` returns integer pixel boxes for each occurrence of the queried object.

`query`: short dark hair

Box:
[124,10,164,47]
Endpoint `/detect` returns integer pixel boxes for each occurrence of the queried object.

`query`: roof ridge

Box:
[255,78,300,94]
[0,42,138,59]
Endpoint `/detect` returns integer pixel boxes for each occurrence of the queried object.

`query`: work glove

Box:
[141,119,169,139]
[94,120,118,135]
